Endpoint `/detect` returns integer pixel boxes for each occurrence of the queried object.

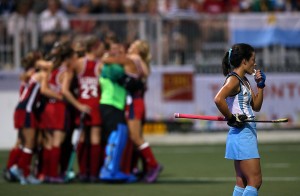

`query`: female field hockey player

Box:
[9,54,53,185]
[5,51,42,183]
[126,40,162,183]
[99,40,138,182]
[102,40,162,183]
[40,42,75,183]
[62,36,104,182]
[214,43,266,196]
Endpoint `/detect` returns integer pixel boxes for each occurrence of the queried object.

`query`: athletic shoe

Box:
[100,167,131,182]
[20,175,41,185]
[3,168,18,182]
[144,164,163,183]
[64,170,76,182]
[37,173,46,181]
[126,174,138,183]
[132,168,146,181]
[9,165,22,181]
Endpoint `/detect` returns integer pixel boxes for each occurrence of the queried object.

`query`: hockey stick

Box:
[65,112,86,181]
[174,113,288,123]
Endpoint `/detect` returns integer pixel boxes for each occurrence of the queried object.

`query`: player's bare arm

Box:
[128,54,150,78]
[214,76,240,119]
[61,69,91,114]
[40,71,63,100]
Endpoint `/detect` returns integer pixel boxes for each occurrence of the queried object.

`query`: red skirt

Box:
[125,97,145,120]
[75,98,102,126]
[44,101,67,131]
[14,109,39,129]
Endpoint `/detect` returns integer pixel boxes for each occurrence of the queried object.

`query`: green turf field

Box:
[1,142,299,196]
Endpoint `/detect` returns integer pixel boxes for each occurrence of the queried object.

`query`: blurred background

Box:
[1,0,300,148]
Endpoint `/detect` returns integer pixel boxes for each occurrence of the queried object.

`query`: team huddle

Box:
[3,35,162,185]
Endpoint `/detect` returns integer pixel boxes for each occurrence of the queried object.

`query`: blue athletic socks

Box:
[233,185,245,196]
[242,186,258,196]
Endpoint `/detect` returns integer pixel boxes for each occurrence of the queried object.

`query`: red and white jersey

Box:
[19,81,27,96]
[77,58,100,100]
[48,66,66,102]
[16,77,40,112]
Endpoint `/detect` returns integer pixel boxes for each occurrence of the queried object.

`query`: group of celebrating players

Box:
[3,34,162,185]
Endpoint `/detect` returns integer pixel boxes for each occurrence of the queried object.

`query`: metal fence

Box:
[1,13,300,72]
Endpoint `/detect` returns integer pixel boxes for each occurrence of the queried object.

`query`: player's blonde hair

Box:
[135,40,151,67]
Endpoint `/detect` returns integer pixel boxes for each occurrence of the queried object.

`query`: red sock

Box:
[77,142,87,176]
[17,148,33,177]
[41,148,51,177]
[90,144,101,177]
[131,148,140,170]
[7,147,22,169]
[99,145,105,169]
[49,147,61,178]
[121,139,134,174]
[139,143,158,169]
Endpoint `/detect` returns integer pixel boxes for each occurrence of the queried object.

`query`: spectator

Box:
[39,0,70,53]
[202,0,226,14]
[101,0,127,42]
[69,5,96,34]
[272,0,299,12]
[0,0,16,16]
[147,0,159,15]
[89,0,105,14]
[32,0,48,14]
[102,0,124,13]
[60,0,91,14]
[157,0,177,15]
[226,0,240,12]
[39,0,69,33]
[239,0,252,12]
[7,0,36,60]
[251,0,273,12]
[7,0,36,37]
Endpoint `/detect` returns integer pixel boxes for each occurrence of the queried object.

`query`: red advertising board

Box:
[162,73,194,101]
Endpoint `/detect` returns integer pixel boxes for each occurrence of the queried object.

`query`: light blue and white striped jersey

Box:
[225,72,255,119]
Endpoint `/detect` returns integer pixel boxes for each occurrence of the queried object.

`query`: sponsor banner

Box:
[145,66,196,121]
[162,72,194,101]
[229,13,300,47]
[143,120,194,135]
[146,68,300,130]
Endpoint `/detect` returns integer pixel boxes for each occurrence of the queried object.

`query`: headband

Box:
[228,48,232,65]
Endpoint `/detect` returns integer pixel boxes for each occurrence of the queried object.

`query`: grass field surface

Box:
[1,142,299,196]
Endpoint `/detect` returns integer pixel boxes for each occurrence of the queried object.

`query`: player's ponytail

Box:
[137,40,151,69]
[222,51,231,76]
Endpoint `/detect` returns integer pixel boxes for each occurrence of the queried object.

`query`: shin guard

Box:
[100,124,135,182]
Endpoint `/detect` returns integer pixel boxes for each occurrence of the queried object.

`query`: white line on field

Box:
[159,176,300,182]
[154,145,300,154]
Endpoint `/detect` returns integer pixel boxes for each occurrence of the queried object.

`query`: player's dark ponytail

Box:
[222,51,231,76]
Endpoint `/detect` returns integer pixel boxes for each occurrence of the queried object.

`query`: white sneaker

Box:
[9,165,22,181]
[21,175,41,185]
[26,175,42,185]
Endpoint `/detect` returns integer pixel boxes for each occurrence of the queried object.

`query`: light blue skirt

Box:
[225,122,260,160]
